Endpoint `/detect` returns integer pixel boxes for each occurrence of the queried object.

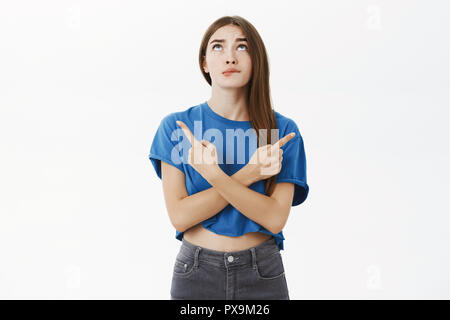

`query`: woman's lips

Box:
[223,71,240,76]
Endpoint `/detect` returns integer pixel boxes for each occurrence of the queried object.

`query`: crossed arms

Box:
[160,162,294,235]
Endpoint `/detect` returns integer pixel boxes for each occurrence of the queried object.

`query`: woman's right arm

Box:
[161,161,255,233]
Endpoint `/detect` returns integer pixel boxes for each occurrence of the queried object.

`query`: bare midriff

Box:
[183,223,273,252]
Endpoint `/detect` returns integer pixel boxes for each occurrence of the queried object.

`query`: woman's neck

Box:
[207,91,249,122]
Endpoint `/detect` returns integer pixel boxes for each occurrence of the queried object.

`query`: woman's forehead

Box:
[211,24,245,39]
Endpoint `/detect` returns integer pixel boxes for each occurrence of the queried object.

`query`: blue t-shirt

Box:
[148,101,309,250]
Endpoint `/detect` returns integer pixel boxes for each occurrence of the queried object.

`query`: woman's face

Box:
[203,24,252,89]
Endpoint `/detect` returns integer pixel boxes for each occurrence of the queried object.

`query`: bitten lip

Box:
[223,68,240,73]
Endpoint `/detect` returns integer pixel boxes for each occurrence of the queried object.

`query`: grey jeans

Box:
[170,236,290,300]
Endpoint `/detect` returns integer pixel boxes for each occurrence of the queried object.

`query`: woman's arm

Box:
[207,169,294,235]
[161,161,256,233]
[168,120,296,234]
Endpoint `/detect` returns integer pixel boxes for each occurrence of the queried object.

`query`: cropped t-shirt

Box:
[148,101,309,250]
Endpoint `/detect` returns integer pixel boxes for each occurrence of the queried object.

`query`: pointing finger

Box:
[273,132,296,149]
[176,120,200,147]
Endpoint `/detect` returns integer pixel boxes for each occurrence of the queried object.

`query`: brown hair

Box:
[198,15,279,196]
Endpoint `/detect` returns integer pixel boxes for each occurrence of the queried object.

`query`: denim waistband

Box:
[179,236,280,269]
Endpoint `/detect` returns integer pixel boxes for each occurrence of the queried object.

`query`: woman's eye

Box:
[212,44,248,51]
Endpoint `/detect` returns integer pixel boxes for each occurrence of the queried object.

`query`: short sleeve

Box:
[148,114,185,179]
[276,120,309,206]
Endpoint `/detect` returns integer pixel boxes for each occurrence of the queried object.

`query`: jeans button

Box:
[228,255,234,263]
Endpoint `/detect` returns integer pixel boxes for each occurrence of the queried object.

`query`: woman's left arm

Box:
[176,119,295,234]
[208,169,294,234]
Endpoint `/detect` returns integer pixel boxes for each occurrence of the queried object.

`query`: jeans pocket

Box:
[254,251,285,280]
[173,252,197,278]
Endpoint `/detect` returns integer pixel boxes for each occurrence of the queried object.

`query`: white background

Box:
[1,0,449,299]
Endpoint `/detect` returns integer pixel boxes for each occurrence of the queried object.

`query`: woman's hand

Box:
[244,132,296,185]
[176,120,219,181]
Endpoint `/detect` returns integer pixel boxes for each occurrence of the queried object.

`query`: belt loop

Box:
[194,247,201,268]
[250,247,257,270]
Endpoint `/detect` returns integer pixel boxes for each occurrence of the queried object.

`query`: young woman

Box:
[149,16,309,300]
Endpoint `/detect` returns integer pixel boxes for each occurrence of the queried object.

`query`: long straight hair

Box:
[198,15,279,197]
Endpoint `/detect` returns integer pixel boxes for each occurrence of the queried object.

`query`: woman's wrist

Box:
[203,163,222,183]
[233,165,256,186]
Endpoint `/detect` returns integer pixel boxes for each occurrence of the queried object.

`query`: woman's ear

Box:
[203,58,208,73]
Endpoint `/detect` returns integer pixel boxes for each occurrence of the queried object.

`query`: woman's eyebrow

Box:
[209,37,248,45]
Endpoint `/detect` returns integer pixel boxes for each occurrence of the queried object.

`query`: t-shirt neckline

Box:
[202,101,252,127]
